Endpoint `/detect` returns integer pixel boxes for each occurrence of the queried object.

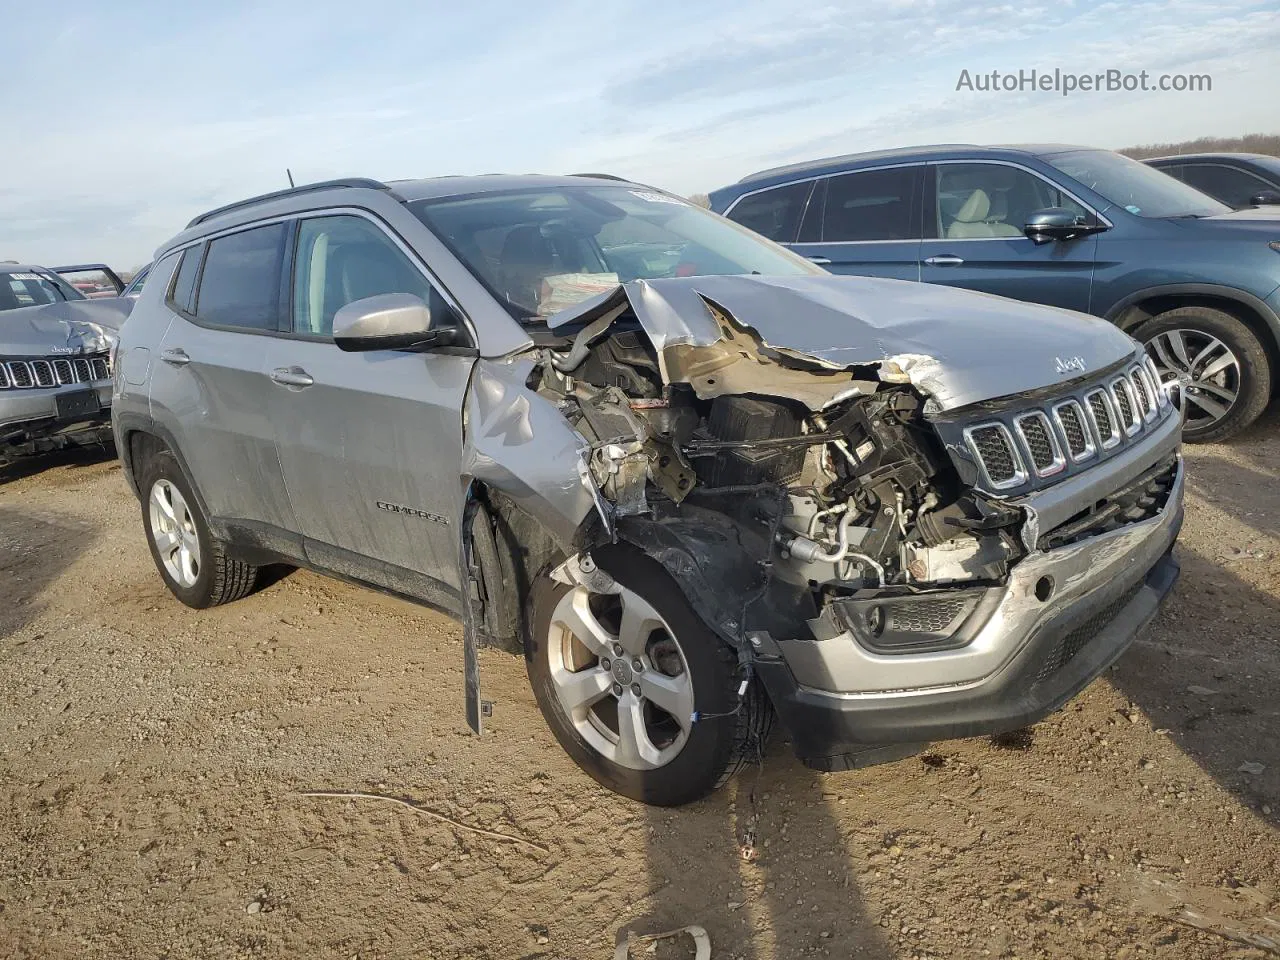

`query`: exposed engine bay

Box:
[530,298,1029,650]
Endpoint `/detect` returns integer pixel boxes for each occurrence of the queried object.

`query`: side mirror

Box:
[1023,207,1101,245]
[332,293,459,352]
[1249,189,1280,206]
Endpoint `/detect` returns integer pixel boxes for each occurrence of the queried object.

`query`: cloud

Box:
[1,0,1275,267]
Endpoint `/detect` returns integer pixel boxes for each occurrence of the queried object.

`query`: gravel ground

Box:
[1,414,1278,960]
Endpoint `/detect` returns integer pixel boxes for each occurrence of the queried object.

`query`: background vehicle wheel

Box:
[1135,306,1271,443]
[526,545,765,806]
[137,449,259,609]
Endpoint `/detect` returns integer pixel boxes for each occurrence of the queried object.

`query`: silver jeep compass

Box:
[113,175,1184,806]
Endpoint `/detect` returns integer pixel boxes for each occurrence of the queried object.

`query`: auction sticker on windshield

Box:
[630,190,685,205]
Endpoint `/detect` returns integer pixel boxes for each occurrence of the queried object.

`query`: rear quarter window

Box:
[725,181,813,242]
[168,246,203,315]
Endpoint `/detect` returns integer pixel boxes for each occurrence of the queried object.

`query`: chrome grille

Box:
[1110,378,1139,435]
[1143,356,1171,412]
[963,423,1025,488]
[0,352,111,390]
[1129,370,1150,418]
[1015,412,1064,477]
[1086,389,1119,448]
[1052,400,1094,461]
[950,358,1173,496]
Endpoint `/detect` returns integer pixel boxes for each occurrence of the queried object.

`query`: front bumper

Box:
[755,455,1184,770]
[1,382,114,454]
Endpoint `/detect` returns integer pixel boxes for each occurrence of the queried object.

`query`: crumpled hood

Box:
[549,274,1138,411]
[0,298,130,356]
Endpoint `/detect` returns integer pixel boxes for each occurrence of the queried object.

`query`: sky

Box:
[2,0,1278,269]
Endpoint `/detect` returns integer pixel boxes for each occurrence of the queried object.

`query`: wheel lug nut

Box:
[600,658,611,671]
[632,658,644,672]
[612,683,623,697]
[612,643,624,656]
[631,683,642,697]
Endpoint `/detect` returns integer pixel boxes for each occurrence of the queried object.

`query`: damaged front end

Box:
[541,280,1027,647]
[514,274,1183,770]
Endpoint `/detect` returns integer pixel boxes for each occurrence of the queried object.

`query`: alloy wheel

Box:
[546,582,695,771]
[1146,328,1241,430]
[149,479,201,588]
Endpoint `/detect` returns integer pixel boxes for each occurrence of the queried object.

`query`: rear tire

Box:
[526,545,765,806]
[1135,306,1271,443]
[136,448,259,608]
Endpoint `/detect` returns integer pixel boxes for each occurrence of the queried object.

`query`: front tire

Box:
[1135,306,1271,443]
[137,449,259,608]
[526,545,764,806]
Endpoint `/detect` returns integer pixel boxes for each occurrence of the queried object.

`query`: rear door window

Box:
[193,223,287,330]
[820,167,922,242]
[725,181,814,242]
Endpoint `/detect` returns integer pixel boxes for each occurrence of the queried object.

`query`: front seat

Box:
[982,191,1024,238]
[498,225,557,315]
[947,189,997,238]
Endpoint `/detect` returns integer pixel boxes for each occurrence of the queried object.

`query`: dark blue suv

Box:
[711,145,1280,442]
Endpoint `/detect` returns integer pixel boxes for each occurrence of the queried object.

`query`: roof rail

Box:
[570,172,629,181]
[186,178,394,229]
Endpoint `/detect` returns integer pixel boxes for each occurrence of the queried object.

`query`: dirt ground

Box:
[2,414,1278,960]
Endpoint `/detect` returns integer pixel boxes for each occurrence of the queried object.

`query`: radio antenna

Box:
[286,168,296,188]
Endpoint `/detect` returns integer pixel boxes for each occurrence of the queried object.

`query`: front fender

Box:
[460,358,607,552]
[609,506,775,646]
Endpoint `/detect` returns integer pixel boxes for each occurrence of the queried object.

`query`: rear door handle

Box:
[269,366,314,388]
[924,255,965,266]
[806,256,832,265]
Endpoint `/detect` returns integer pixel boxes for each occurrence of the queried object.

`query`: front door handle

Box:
[806,256,832,265]
[924,255,965,266]
[269,366,314,388]
[160,347,191,366]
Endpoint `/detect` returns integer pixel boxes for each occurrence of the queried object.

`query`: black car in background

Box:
[1144,153,1280,208]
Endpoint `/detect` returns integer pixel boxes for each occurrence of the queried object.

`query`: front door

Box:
[918,162,1100,314]
[265,213,474,592]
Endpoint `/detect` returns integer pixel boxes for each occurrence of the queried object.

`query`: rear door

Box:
[917,162,1099,313]
[264,212,474,594]
[787,166,923,280]
[149,225,297,532]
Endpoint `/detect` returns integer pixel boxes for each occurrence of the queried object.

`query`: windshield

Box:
[1046,149,1231,219]
[410,185,823,320]
[0,270,83,312]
